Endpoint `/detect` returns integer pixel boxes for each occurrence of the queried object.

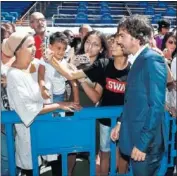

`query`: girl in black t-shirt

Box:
[46,30,109,175]
[79,35,131,175]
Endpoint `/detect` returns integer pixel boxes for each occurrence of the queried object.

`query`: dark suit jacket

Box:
[119,47,168,156]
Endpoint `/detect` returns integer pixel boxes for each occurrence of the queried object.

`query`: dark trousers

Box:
[49,155,62,176]
[21,167,40,176]
[131,152,163,176]
[131,144,164,176]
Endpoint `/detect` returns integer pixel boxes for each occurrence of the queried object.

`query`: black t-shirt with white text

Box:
[84,58,131,126]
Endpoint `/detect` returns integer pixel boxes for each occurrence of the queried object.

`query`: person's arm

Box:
[38,64,45,88]
[39,102,80,114]
[136,55,167,153]
[79,80,103,104]
[110,122,121,142]
[38,64,51,99]
[49,57,86,80]
[69,80,80,104]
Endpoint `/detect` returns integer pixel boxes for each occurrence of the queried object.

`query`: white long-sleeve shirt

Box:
[6,59,43,169]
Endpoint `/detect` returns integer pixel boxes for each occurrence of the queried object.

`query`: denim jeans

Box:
[53,94,64,103]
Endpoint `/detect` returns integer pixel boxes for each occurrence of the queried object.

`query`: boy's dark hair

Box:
[117,15,152,45]
[158,19,170,32]
[49,32,68,46]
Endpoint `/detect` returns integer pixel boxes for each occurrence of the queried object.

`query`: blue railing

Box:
[1,106,176,176]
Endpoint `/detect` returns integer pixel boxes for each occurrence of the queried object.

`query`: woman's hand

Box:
[58,102,82,112]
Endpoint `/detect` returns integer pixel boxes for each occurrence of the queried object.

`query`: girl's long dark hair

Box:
[76,30,109,59]
[161,32,177,58]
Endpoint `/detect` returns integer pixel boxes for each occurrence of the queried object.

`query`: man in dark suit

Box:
[111,15,168,176]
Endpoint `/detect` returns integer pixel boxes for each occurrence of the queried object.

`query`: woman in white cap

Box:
[2,31,81,175]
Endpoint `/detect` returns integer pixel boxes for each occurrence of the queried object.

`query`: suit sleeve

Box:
[136,55,167,152]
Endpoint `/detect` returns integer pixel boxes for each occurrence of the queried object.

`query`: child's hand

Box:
[41,86,51,99]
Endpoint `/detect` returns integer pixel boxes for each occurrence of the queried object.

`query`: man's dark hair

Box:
[117,15,152,45]
[49,32,68,46]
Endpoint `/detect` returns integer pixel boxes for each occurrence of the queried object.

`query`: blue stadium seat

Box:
[75,12,88,23]
[165,7,176,16]
[1,2,33,20]
[100,2,109,8]
[145,6,155,15]
[53,18,75,24]
[79,2,88,6]
[101,13,113,24]
[139,2,148,7]
[1,16,5,20]
[157,2,167,8]
[1,12,9,17]
[77,5,88,13]
[9,12,19,19]
[100,6,110,15]
[151,15,163,24]
[5,15,16,23]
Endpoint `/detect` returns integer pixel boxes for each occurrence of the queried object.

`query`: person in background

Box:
[30,12,49,59]
[75,34,130,175]
[1,25,15,176]
[154,19,170,50]
[165,31,176,175]
[79,24,93,41]
[2,22,16,36]
[63,30,75,49]
[149,29,175,88]
[106,33,115,58]
[2,32,80,176]
[161,32,176,66]
[70,36,81,53]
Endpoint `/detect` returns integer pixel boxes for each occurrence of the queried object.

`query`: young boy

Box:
[38,31,79,176]
[38,31,79,104]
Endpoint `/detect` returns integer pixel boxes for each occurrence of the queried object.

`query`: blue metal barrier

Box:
[1,106,176,176]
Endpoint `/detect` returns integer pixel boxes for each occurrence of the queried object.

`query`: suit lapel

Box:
[127,47,149,83]
[132,47,149,68]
